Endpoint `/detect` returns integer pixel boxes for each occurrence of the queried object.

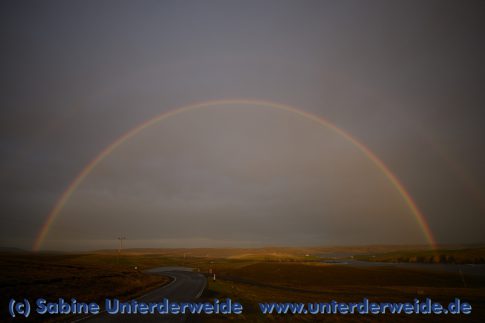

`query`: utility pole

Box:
[117,237,126,265]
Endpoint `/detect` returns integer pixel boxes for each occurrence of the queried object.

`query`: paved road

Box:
[75,267,207,323]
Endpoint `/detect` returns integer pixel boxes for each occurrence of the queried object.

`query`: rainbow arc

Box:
[33,99,436,251]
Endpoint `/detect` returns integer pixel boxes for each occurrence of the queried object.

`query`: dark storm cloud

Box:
[0,0,484,250]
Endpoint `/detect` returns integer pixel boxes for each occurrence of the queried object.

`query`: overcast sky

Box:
[1,1,484,250]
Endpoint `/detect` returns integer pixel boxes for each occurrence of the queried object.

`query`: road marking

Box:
[195,275,207,299]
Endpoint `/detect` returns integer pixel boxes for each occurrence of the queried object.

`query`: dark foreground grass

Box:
[0,252,170,322]
[194,262,485,323]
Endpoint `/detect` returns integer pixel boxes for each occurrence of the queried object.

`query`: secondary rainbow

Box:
[33,99,437,250]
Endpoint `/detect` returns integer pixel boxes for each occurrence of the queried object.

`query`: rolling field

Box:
[1,246,484,322]
[197,261,485,322]
[0,252,170,322]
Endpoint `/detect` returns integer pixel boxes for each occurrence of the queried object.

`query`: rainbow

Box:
[33,99,436,251]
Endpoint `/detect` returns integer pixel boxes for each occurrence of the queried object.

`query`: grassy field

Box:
[92,245,485,263]
[196,261,485,322]
[1,246,484,322]
[0,252,170,322]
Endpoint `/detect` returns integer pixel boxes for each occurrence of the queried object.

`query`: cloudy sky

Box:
[1,1,484,250]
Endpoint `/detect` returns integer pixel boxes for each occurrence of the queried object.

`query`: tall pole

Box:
[117,237,126,265]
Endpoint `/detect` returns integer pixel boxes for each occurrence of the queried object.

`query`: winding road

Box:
[76,267,207,323]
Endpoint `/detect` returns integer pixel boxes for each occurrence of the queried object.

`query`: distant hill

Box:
[90,245,438,259]
[355,247,485,264]
[0,246,28,253]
